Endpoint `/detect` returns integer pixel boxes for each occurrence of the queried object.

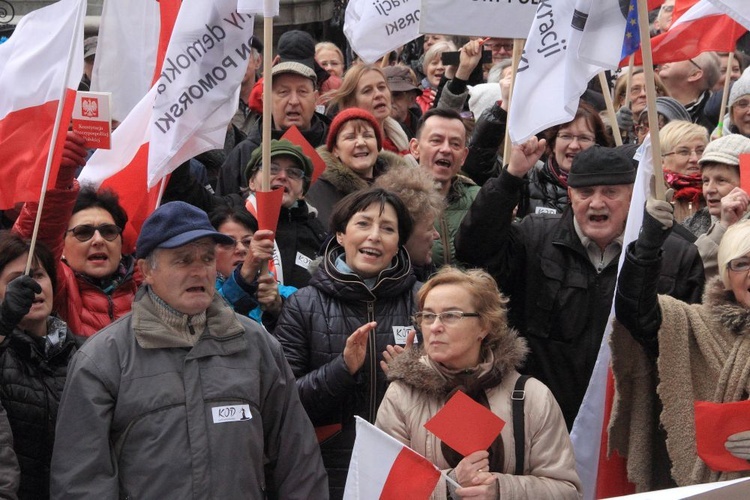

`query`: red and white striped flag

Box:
[344,417,441,500]
[708,0,750,29]
[0,0,85,209]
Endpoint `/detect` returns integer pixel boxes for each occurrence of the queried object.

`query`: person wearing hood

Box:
[715,68,750,139]
[273,188,420,499]
[376,267,581,499]
[633,96,692,144]
[217,30,331,197]
[307,108,411,227]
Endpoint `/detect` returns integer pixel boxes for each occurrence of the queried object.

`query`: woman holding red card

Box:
[376,267,580,499]
[613,207,750,489]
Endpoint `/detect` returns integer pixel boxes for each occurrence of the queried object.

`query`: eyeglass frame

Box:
[268,163,306,181]
[662,146,705,159]
[728,257,750,273]
[413,310,481,328]
[218,236,253,249]
[65,223,122,242]
[556,132,596,146]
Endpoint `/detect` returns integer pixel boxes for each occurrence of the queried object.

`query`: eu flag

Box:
[622,0,640,59]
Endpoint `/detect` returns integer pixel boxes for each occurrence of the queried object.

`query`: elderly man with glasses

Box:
[658,51,721,132]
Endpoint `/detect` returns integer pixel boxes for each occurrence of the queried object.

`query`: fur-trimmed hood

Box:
[386,325,528,398]
[703,276,750,335]
[316,148,407,196]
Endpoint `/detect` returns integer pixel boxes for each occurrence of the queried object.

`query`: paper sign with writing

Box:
[424,390,505,456]
[72,91,112,149]
[420,0,537,39]
[344,0,421,63]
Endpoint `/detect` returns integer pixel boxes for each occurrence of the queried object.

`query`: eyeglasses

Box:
[485,42,513,52]
[65,224,122,242]
[635,124,649,135]
[629,85,646,96]
[218,236,253,250]
[728,257,750,273]
[734,99,750,111]
[556,133,595,146]
[688,59,702,72]
[662,147,705,159]
[413,310,480,327]
[269,164,306,180]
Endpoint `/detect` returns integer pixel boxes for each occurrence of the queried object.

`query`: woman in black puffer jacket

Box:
[274,188,420,499]
[0,232,81,500]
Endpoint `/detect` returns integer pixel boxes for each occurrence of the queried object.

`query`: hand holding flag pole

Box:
[717,50,736,137]
[599,72,623,147]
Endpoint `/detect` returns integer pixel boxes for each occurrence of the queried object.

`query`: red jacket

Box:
[12,181,140,337]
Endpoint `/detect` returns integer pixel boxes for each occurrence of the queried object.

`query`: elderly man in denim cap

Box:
[456,142,705,429]
[50,201,327,499]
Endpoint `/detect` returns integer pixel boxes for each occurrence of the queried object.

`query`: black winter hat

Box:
[276,30,329,86]
[567,146,636,188]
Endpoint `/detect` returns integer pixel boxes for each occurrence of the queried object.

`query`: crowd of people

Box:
[3,1,750,498]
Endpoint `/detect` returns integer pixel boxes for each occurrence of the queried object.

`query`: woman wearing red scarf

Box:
[660,121,709,223]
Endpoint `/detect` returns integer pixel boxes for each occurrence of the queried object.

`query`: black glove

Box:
[634,199,674,260]
[0,275,42,336]
[616,106,634,132]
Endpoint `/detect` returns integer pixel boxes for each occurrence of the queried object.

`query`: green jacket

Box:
[433,175,479,267]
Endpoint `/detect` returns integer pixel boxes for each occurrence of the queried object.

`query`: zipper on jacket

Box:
[107,294,115,320]
[439,215,452,266]
[367,301,377,423]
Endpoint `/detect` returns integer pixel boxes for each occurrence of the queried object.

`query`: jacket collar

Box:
[132,287,246,352]
[704,277,750,334]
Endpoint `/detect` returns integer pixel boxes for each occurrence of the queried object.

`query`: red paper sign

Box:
[282,125,326,183]
[695,400,750,472]
[739,154,750,194]
[424,390,505,457]
[254,188,284,236]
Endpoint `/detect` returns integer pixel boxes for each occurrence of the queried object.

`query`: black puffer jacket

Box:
[456,169,705,429]
[273,239,419,498]
[216,112,331,196]
[518,159,569,217]
[0,321,80,500]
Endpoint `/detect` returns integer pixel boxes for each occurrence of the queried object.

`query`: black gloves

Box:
[634,198,674,260]
[0,275,42,336]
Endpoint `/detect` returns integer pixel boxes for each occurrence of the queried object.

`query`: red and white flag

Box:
[0,0,85,210]
[708,0,750,30]
[91,0,160,123]
[630,0,746,65]
[570,137,653,500]
[344,417,441,500]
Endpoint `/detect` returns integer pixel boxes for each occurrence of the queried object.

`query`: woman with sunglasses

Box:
[273,187,419,498]
[0,231,81,498]
[613,204,750,488]
[376,267,581,499]
[12,133,139,336]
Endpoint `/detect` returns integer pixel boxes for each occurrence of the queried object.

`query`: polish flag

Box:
[0,0,85,209]
[79,0,254,251]
[629,0,746,65]
[344,417,441,500]
[707,0,750,30]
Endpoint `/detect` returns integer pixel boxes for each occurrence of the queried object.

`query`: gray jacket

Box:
[50,288,327,499]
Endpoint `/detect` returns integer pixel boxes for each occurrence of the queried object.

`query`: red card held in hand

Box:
[424,390,505,457]
[695,400,750,472]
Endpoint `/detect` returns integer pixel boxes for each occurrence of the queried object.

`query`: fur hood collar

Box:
[704,276,750,335]
[316,148,407,195]
[386,325,528,398]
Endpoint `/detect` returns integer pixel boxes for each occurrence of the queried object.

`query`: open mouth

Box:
[589,214,609,223]
[88,253,108,262]
[360,248,382,258]
[186,286,207,293]
[271,184,290,193]
[434,158,452,169]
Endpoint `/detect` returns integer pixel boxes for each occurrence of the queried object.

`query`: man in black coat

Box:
[456,142,705,429]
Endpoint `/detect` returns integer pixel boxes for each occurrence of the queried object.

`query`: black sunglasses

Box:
[65,224,122,242]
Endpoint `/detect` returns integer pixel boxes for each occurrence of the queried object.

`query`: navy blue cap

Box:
[136,201,234,259]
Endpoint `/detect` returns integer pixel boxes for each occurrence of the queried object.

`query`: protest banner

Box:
[344,0,421,63]
[420,0,537,39]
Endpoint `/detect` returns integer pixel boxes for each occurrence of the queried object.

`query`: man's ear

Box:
[409,137,420,158]
[137,258,153,284]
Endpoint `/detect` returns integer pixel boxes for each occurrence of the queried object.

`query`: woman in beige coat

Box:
[376,267,581,499]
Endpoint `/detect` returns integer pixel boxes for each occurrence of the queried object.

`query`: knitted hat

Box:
[245,139,314,193]
[136,202,234,259]
[567,146,636,188]
[326,108,383,152]
[276,30,328,86]
[699,133,750,166]
[729,68,750,109]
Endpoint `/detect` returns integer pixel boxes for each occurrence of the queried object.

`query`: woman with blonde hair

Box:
[377,266,581,499]
[417,40,458,113]
[660,120,710,222]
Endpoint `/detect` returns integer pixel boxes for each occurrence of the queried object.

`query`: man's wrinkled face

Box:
[568,184,633,250]
[410,116,468,188]
[271,73,318,130]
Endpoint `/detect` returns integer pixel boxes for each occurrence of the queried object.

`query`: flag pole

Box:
[154,176,168,209]
[599,72,622,146]
[636,0,665,201]
[502,39,524,162]
[259,2,275,276]
[717,51,735,138]
[441,470,461,490]
[25,0,85,275]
